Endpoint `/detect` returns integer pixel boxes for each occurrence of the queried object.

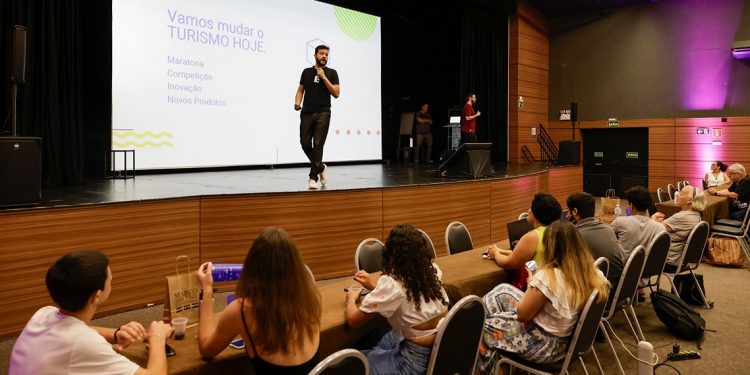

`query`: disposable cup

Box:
[172,317,188,340]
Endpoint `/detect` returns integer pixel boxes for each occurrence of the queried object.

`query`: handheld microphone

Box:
[314,76,320,83]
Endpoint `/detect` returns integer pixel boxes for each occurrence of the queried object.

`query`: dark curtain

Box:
[1,0,84,186]
[459,5,509,161]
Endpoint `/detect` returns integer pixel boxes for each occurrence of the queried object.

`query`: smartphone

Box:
[145,342,177,357]
[229,338,245,349]
[343,287,371,295]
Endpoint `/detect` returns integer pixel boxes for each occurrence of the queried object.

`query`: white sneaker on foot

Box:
[308,179,318,190]
[319,164,328,186]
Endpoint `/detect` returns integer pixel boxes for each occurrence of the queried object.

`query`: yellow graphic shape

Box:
[113,130,174,148]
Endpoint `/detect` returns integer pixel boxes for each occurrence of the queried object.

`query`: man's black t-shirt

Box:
[299,66,339,113]
[729,176,750,211]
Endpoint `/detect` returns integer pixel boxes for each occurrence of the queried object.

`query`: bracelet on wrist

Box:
[113,327,121,344]
[199,288,216,301]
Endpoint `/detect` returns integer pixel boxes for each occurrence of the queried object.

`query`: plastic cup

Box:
[172,317,188,340]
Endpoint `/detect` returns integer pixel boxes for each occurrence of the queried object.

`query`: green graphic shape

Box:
[334,7,377,41]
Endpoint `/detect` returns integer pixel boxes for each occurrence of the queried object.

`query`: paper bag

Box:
[601,188,619,215]
[163,255,200,324]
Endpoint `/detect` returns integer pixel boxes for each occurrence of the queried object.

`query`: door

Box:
[582,128,648,197]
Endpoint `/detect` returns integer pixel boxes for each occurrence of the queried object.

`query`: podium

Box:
[443,123,461,150]
[439,143,494,178]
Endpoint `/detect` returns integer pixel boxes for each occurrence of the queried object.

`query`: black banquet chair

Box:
[308,348,368,375]
[445,221,474,255]
[426,295,487,375]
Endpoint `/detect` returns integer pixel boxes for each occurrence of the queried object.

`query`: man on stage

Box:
[461,92,481,143]
[294,45,340,190]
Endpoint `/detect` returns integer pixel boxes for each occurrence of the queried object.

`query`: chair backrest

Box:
[677,181,684,191]
[305,264,315,282]
[594,257,610,279]
[605,245,646,316]
[668,184,677,200]
[417,228,438,258]
[675,221,710,272]
[656,187,666,203]
[702,179,709,190]
[558,288,608,371]
[355,238,384,273]
[683,180,690,186]
[426,295,487,375]
[309,348,368,375]
[517,212,529,220]
[445,221,474,255]
[641,231,671,280]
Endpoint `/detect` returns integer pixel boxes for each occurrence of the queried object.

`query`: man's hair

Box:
[466,92,476,100]
[46,251,109,312]
[566,192,596,219]
[729,163,747,178]
[531,193,563,226]
[624,186,653,211]
[314,44,329,54]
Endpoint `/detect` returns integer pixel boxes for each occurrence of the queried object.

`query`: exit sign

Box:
[696,128,709,135]
[713,128,722,137]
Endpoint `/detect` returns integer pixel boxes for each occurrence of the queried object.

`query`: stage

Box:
[0,161,583,338]
[7,162,547,211]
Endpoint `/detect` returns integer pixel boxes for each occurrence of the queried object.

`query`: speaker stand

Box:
[10,83,18,136]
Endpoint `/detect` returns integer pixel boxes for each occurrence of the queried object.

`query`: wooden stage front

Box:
[0,162,582,338]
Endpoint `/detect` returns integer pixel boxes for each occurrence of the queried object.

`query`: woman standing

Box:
[475,220,609,375]
[345,224,449,375]
[196,227,321,374]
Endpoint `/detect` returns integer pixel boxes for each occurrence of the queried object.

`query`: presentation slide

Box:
[112,0,381,170]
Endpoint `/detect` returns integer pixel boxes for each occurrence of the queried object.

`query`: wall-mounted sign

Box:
[559,109,570,121]
[696,127,709,135]
[594,152,604,158]
[626,152,639,159]
[608,118,619,127]
[712,128,722,137]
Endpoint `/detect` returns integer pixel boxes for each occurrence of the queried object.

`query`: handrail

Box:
[536,123,559,164]
[521,145,535,163]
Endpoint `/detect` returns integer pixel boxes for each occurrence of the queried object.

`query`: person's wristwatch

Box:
[294,104,301,110]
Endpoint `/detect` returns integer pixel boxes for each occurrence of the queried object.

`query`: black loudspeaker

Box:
[570,102,578,122]
[0,137,41,207]
[439,143,495,178]
[9,25,27,84]
[558,140,581,165]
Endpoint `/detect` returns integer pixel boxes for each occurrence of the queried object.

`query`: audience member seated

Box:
[566,191,624,301]
[611,186,665,257]
[485,193,562,290]
[704,160,729,188]
[708,163,750,220]
[10,251,174,375]
[474,220,609,375]
[652,185,706,270]
[345,224,449,375]
[195,227,321,373]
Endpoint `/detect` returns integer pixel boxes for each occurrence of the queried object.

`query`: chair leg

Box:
[589,347,605,375]
[577,357,590,375]
[689,271,713,309]
[667,275,678,295]
[626,304,646,341]
[601,321,626,375]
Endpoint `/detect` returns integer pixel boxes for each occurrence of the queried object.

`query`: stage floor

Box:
[6,162,549,211]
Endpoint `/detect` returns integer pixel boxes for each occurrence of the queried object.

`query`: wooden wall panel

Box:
[382,182,492,256]
[490,174,546,242]
[200,190,383,280]
[0,199,200,338]
[547,166,584,206]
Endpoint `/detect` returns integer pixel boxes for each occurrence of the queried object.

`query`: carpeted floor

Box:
[1,265,747,374]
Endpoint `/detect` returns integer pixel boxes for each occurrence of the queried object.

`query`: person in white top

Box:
[704,160,729,188]
[345,224,449,375]
[475,220,609,375]
[9,251,174,375]
[652,185,706,267]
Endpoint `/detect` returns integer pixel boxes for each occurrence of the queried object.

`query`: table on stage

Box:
[122,245,508,374]
[654,195,729,227]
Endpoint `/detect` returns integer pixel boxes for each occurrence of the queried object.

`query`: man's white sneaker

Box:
[308,179,318,190]
[320,164,328,186]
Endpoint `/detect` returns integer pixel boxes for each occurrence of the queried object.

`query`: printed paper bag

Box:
[601,188,619,215]
[163,255,200,325]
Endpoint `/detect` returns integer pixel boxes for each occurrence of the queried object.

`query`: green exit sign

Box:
[626,152,639,159]
[594,152,604,158]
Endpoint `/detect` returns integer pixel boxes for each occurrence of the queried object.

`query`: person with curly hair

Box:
[196,227,321,374]
[475,220,609,375]
[345,224,449,375]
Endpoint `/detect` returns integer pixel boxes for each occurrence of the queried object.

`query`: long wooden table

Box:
[654,195,729,227]
[122,246,508,374]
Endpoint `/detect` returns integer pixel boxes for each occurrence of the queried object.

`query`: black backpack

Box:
[651,290,705,341]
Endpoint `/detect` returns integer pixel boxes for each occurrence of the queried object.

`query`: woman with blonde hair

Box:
[475,220,609,375]
[652,185,706,269]
[196,227,321,374]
